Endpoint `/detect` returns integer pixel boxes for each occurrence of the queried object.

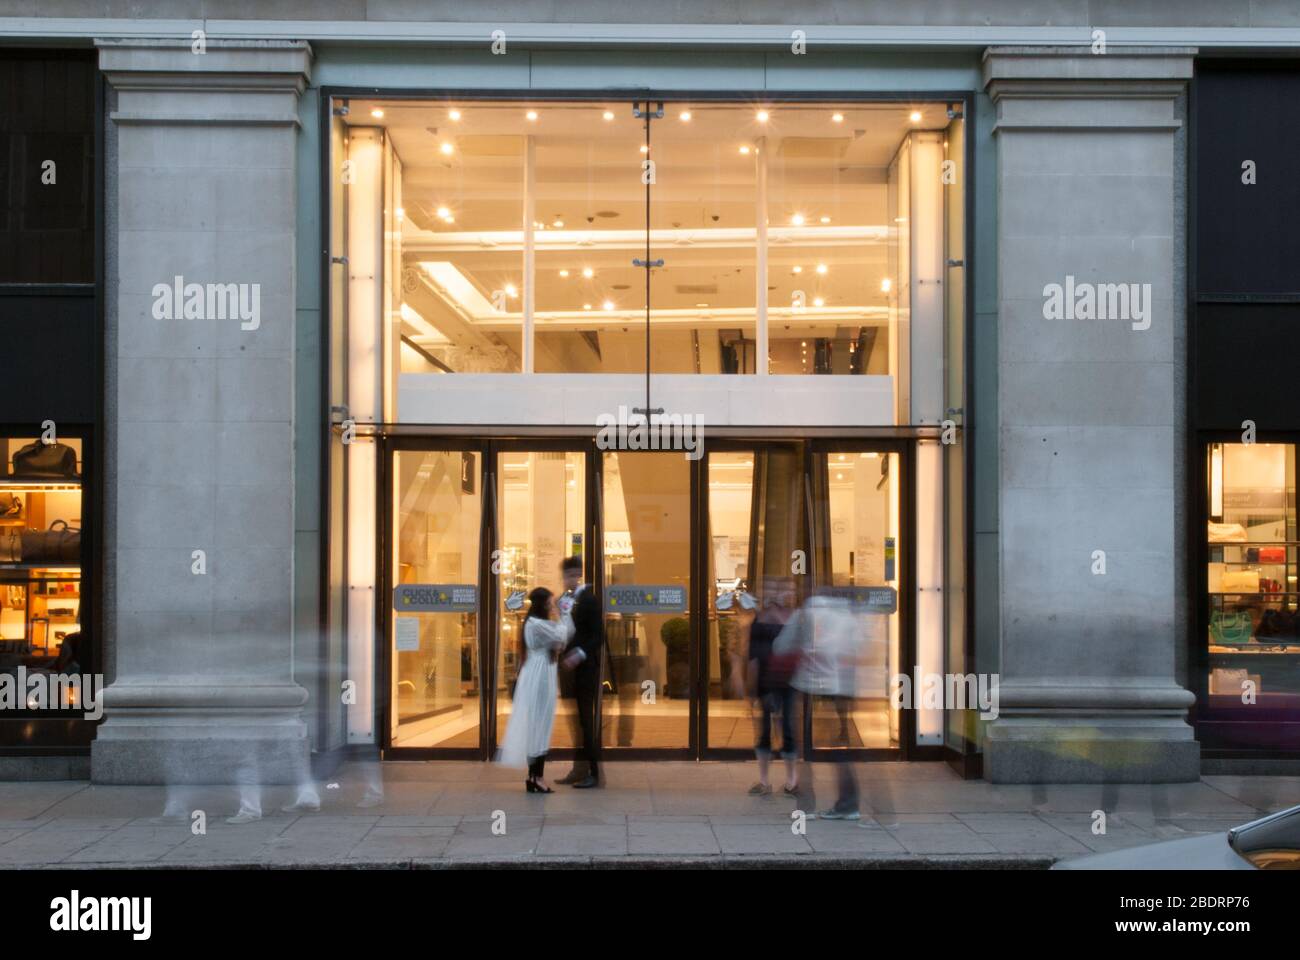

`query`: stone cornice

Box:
[97,39,312,127]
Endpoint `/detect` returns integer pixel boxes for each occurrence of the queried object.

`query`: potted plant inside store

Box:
[660,617,691,699]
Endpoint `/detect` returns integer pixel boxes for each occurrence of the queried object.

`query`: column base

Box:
[984,714,1201,783]
[90,681,310,785]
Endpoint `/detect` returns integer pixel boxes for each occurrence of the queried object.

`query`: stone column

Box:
[982,46,1199,783]
[93,40,312,784]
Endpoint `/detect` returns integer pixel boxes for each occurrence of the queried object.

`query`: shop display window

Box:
[1205,442,1299,712]
[0,435,84,677]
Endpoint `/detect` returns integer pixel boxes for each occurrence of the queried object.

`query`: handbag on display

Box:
[1257,609,1300,643]
[20,520,81,564]
[11,441,77,478]
[1208,522,1248,543]
[1258,547,1286,563]
[1209,610,1253,645]
[1,494,22,519]
[1220,570,1260,593]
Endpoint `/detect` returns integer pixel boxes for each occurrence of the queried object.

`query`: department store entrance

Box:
[380,435,914,760]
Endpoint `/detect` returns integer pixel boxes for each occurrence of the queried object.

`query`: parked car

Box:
[1053,803,1300,870]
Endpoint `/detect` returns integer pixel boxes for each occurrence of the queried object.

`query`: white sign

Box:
[395,617,420,652]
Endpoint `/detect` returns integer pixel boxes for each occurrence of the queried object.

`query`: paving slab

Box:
[0,761,1287,868]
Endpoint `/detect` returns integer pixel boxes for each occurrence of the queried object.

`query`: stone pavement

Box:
[0,762,1294,869]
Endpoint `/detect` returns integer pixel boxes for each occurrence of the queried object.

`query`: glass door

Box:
[491,443,591,756]
[387,443,486,752]
[599,450,694,755]
[701,442,805,755]
[806,441,908,758]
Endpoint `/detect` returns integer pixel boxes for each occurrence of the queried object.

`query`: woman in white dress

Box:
[496,586,574,792]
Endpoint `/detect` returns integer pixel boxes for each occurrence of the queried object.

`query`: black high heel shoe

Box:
[526,778,553,794]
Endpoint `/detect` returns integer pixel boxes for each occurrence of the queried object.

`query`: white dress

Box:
[496,611,575,767]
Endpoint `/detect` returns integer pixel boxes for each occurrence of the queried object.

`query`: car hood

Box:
[1052,831,1256,870]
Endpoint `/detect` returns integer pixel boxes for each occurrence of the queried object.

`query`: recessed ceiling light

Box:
[582,267,594,279]
[792,265,803,274]
[831,112,844,123]
[553,219,564,228]
[695,302,709,308]
[814,297,825,307]
[526,110,539,121]
[756,110,770,123]
[680,110,692,122]
[820,216,831,224]
[602,300,615,311]
[395,207,404,220]
[640,144,649,153]
[816,264,828,275]
[436,206,451,219]
[559,269,570,278]
[505,283,518,298]
[440,142,454,155]
[602,110,614,121]
[790,213,805,226]
[583,303,592,310]
[371,108,384,119]
[442,215,454,224]
[448,109,461,121]
[881,278,892,293]
[910,111,922,122]
[739,145,751,155]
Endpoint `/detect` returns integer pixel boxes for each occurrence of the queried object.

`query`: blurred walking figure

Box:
[557,555,604,788]
[497,586,574,793]
[775,590,863,819]
[747,578,798,797]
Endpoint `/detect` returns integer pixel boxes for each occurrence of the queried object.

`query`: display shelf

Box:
[1207,540,1300,546]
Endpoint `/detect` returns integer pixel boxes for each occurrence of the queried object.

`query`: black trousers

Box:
[575,675,600,777]
[528,753,546,779]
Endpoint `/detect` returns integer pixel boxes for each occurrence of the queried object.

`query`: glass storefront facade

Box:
[326,93,971,762]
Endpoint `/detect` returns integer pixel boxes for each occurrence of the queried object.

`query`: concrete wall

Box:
[981,46,1198,782]
[92,39,313,784]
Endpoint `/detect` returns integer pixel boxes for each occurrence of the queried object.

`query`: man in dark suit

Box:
[556,555,602,788]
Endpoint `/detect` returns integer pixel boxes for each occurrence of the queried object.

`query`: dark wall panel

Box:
[1195,66,1300,296]
[0,52,95,284]
[0,294,96,422]
[1194,304,1300,432]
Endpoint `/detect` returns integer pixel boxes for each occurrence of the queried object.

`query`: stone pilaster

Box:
[982,46,1199,782]
[93,39,312,783]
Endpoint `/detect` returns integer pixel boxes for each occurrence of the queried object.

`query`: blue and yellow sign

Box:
[394,584,477,613]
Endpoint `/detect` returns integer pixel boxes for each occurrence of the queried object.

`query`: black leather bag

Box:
[20,520,81,564]
[12,441,77,478]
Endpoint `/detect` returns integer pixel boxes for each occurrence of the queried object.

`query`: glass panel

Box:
[764,104,929,380]
[706,452,754,748]
[533,103,648,373]
[706,447,804,750]
[646,105,757,373]
[1205,442,1299,735]
[810,451,900,750]
[602,451,691,749]
[355,99,523,373]
[391,449,482,748]
[495,451,586,750]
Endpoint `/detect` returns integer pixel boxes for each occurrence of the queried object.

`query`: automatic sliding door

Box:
[810,448,903,753]
[493,448,588,754]
[600,451,692,752]
[703,444,804,754]
[389,447,484,750]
